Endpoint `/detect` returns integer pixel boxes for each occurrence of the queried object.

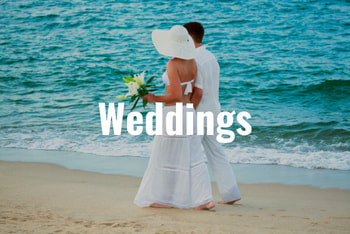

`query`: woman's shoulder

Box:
[166,59,177,72]
[167,58,196,77]
[167,58,196,67]
[166,58,175,66]
[166,58,186,72]
[167,58,182,66]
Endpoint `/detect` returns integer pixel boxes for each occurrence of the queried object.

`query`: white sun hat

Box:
[152,25,197,60]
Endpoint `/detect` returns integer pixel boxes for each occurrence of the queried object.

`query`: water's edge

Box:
[1,148,349,190]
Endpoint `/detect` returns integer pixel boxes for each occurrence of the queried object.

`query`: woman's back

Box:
[164,58,197,106]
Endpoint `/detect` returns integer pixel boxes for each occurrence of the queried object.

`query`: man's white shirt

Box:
[195,45,221,119]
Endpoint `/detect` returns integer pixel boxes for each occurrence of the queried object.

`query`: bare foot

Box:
[195,201,215,210]
[150,203,173,208]
[218,199,241,205]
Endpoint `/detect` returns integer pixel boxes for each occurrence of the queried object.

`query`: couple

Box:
[134,22,241,210]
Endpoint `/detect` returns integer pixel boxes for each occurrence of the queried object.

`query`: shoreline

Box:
[1,160,350,233]
[1,147,350,189]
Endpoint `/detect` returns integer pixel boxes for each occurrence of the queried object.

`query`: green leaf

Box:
[143,99,148,109]
[138,87,148,97]
[123,76,136,83]
[130,95,137,103]
[146,76,155,84]
[145,84,157,88]
[130,97,140,111]
[116,95,126,99]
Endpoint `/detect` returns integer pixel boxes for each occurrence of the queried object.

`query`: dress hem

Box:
[134,197,213,209]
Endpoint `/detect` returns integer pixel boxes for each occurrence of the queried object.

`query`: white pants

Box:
[201,129,241,202]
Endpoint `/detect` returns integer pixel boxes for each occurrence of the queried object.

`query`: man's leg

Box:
[202,133,241,203]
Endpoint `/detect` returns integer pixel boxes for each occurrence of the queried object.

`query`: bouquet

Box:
[116,71,157,111]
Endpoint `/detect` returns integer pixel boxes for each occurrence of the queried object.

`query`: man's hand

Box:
[191,87,203,109]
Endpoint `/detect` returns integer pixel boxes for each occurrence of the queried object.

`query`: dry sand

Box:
[1,160,350,233]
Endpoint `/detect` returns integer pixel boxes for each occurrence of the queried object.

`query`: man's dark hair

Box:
[183,22,204,44]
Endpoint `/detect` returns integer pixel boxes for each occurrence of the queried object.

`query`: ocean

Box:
[1,0,349,171]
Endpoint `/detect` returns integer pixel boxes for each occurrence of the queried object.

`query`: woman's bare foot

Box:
[195,201,215,210]
[150,203,173,208]
[218,199,241,205]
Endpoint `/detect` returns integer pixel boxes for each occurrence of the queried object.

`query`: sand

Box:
[1,161,350,233]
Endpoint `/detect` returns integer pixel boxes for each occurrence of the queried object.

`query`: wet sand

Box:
[1,161,350,233]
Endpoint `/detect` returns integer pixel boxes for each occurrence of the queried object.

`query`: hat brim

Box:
[152,29,197,60]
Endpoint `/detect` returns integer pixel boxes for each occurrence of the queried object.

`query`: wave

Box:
[240,121,350,152]
[306,79,350,94]
[244,79,350,109]
[250,79,350,94]
[1,137,349,171]
[226,146,350,170]
[0,122,349,170]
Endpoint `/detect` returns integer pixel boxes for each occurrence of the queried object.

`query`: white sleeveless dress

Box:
[134,72,213,209]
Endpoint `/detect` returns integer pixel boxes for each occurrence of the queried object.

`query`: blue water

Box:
[1,0,349,170]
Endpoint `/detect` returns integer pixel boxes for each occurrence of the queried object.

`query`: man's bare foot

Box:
[195,201,215,210]
[218,199,241,205]
[150,203,173,208]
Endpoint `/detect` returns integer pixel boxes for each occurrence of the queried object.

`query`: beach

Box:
[1,160,350,233]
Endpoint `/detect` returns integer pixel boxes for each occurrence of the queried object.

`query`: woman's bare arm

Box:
[143,60,182,104]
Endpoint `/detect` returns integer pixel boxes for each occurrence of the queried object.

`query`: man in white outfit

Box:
[184,22,241,204]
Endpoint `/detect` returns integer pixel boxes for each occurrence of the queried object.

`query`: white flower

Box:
[125,81,140,97]
[134,71,145,86]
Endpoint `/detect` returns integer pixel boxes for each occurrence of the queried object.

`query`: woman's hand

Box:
[142,93,157,103]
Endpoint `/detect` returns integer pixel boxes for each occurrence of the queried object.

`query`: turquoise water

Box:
[1,0,349,170]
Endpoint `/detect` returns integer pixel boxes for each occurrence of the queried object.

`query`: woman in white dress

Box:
[134,25,214,210]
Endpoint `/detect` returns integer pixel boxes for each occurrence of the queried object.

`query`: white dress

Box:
[134,73,213,209]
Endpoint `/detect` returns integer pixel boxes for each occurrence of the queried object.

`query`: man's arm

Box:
[191,87,203,110]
